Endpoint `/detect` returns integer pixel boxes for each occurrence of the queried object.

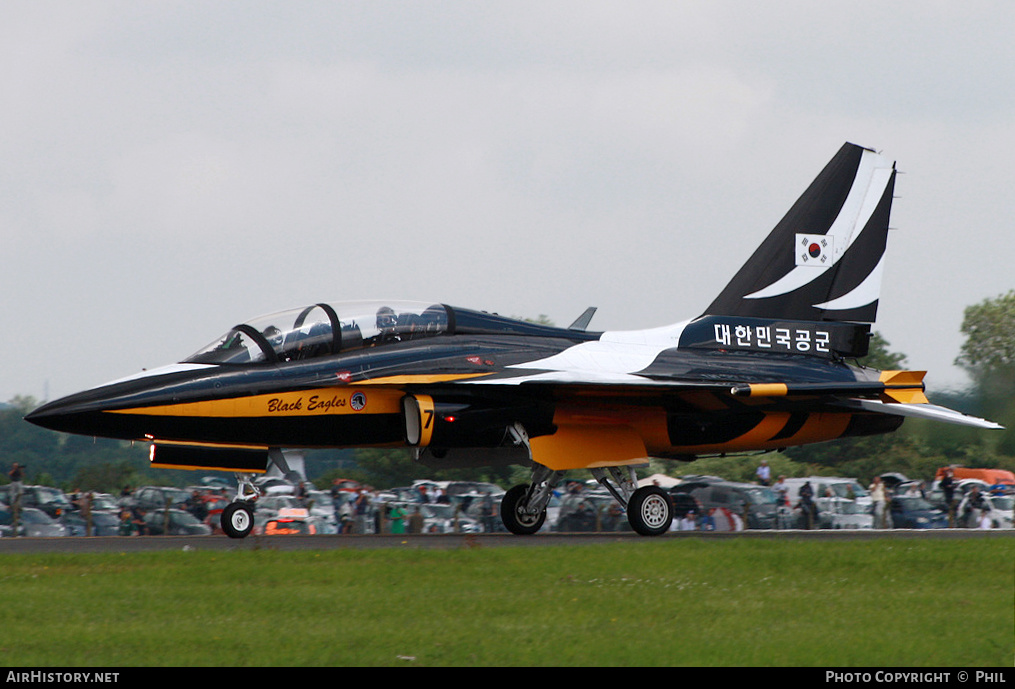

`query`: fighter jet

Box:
[26,142,1000,537]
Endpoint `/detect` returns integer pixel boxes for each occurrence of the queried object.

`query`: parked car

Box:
[879,472,911,492]
[129,486,193,511]
[307,514,338,534]
[6,507,69,537]
[668,489,704,520]
[0,502,11,537]
[455,489,508,533]
[670,477,780,529]
[60,510,122,536]
[0,484,74,519]
[263,508,319,535]
[956,490,1014,528]
[254,495,305,518]
[781,477,871,509]
[813,497,873,529]
[86,493,123,513]
[934,466,1015,488]
[889,495,948,529]
[250,496,307,534]
[411,503,482,534]
[253,476,298,496]
[304,490,338,528]
[143,509,213,535]
[981,493,1013,529]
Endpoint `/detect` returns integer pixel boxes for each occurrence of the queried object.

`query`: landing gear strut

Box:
[499,424,564,535]
[591,466,673,536]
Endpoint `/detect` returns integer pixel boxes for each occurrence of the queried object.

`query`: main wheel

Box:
[221,502,254,539]
[627,486,673,536]
[501,484,546,535]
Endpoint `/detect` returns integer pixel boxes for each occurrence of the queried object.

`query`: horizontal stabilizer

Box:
[852,399,1004,430]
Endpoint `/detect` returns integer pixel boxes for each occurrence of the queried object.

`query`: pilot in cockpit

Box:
[375,306,400,345]
[262,326,284,351]
[421,304,447,335]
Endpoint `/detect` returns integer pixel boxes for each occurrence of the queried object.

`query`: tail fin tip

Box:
[704,143,897,324]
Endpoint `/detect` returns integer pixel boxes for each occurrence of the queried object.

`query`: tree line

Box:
[3,292,1013,494]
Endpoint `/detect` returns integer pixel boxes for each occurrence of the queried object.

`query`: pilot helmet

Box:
[262,326,284,348]
[376,306,397,330]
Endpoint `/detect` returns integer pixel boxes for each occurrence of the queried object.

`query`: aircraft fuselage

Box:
[27,319,899,471]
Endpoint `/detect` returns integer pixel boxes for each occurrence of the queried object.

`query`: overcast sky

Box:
[3,1,1013,404]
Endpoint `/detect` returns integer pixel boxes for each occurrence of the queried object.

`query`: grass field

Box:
[0,537,1011,667]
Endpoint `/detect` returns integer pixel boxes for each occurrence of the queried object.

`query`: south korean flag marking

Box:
[796,234,833,267]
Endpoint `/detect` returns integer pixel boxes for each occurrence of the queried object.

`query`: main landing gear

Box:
[499,425,673,536]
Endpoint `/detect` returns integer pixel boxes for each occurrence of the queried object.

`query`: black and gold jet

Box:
[26,143,1001,537]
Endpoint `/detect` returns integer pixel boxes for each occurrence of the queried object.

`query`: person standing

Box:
[869,476,889,529]
[8,463,24,499]
[940,468,957,527]
[354,490,371,534]
[388,503,407,535]
[680,510,697,531]
[407,506,424,534]
[798,480,816,529]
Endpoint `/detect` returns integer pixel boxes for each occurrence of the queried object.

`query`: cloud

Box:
[3,2,1013,400]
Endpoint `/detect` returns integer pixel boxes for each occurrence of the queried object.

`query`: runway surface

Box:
[1,528,1012,554]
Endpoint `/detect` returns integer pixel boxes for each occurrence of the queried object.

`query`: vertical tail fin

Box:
[704,143,896,324]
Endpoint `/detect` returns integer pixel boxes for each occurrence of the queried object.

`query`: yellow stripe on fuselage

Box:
[107,387,405,418]
[104,373,490,419]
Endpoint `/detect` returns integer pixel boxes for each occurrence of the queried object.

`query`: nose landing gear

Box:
[221,471,260,539]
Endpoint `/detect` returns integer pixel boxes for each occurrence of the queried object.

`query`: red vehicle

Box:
[263,508,317,535]
[935,467,1015,487]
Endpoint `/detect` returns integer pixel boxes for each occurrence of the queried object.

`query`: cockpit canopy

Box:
[184,301,450,366]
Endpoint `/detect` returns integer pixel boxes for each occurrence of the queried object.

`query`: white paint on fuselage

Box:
[487,320,691,385]
[101,363,217,388]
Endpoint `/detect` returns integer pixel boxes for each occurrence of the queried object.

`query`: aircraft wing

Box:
[453,366,1004,431]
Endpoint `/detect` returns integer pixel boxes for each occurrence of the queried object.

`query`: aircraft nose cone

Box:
[23,387,149,440]
[25,399,60,427]
[24,397,95,435]
[24,365,225,442]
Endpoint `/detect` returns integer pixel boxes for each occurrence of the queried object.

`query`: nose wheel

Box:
[221,472,259,539]
[221,501,255,539]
